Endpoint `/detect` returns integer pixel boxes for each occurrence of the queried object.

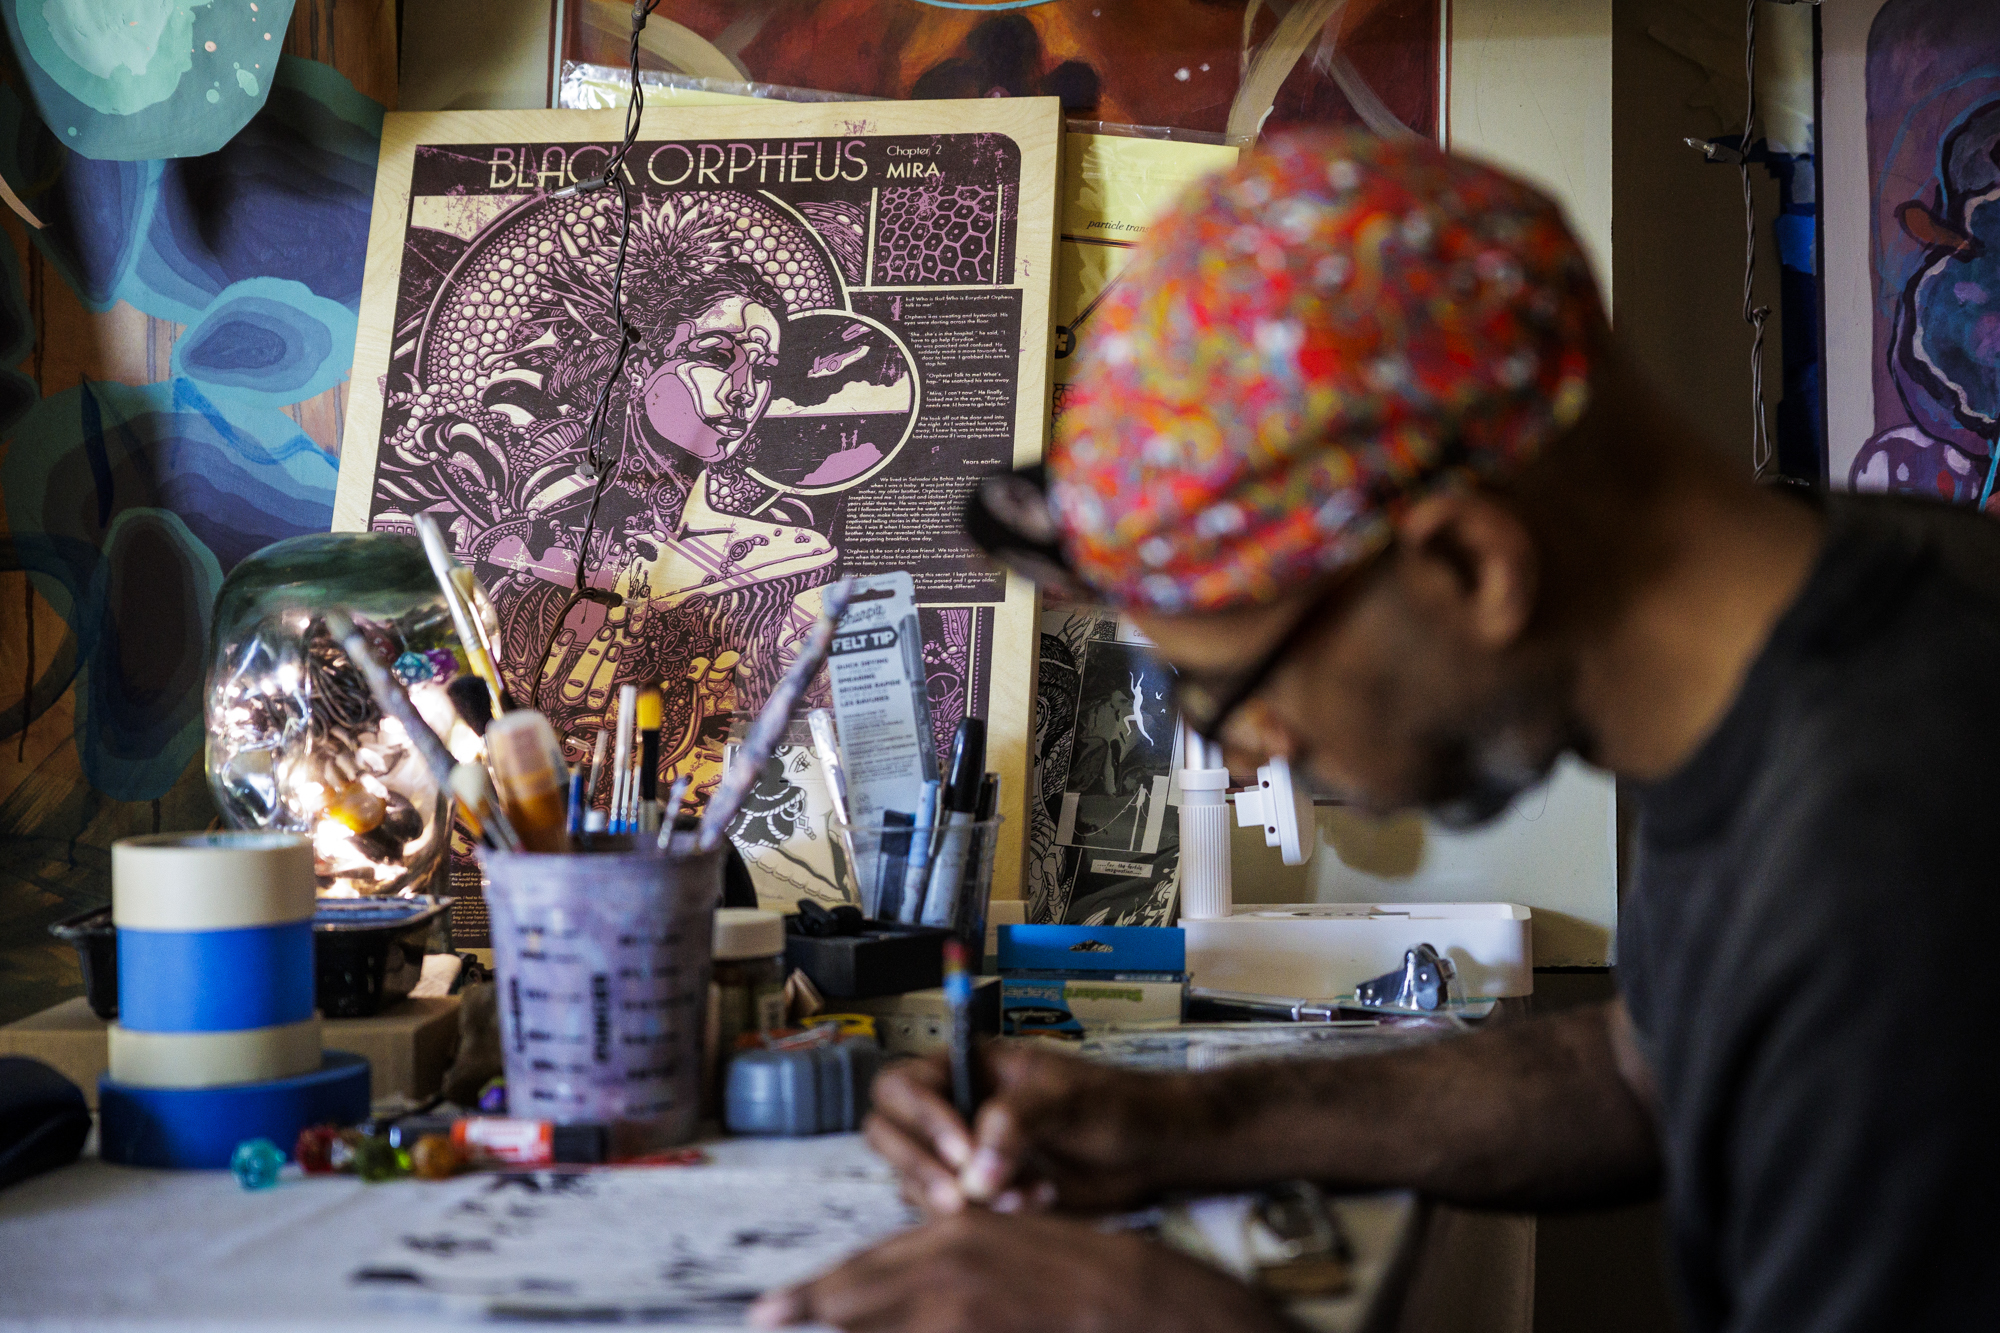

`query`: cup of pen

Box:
[835,815,1005,964]
[480,834,723,1148]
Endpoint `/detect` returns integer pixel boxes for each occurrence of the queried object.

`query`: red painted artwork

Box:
[565,0,1439,142]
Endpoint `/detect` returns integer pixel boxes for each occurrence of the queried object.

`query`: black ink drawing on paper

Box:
[359,131,1027,822]
[1028,607,1181,928]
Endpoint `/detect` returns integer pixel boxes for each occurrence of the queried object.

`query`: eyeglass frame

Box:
[1168,542,1392,744]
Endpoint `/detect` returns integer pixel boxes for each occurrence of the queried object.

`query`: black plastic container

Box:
[48,896,454,1022]
[312,896,453,1018]
[784,922,952,999]
[47,906,118,1020]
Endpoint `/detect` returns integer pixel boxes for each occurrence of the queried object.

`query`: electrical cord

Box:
[1739,0,1774,481]
[528,0,660,712]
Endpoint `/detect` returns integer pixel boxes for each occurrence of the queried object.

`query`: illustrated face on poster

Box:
[354,127,1038,814]
[731,741,849,907]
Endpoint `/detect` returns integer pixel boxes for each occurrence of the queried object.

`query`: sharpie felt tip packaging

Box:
[827,573,939,908]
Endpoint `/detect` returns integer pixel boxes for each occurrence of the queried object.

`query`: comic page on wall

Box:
[1026,133,1238,928]
[335,101,1059,920]
[1029,608,1182,927]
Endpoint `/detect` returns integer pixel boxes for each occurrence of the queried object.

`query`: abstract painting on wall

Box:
[1825,0,2000,503]
[562,0,1440,144]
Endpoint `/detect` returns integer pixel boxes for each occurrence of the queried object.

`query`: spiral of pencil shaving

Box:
[695,579,855,852]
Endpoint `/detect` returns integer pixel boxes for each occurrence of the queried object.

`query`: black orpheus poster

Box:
[337,100,1059,926]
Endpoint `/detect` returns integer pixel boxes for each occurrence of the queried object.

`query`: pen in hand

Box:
[943,937,979,1127]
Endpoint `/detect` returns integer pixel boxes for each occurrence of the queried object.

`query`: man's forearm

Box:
[1149,1003,1661,1210]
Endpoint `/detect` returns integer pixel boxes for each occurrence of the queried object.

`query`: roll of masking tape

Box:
[111,831,315,932]
[107,1017,324,1089]
[109,832,319,1089]
[99,1051,371,1170]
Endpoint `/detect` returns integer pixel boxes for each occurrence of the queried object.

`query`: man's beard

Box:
[1415,705,1579,832]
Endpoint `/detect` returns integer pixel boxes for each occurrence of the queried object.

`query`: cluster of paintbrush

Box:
[331,533,855,861]
[323,515,569,856]
[568,684,693,843]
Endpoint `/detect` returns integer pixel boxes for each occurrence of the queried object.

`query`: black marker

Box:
[919,719,986,927]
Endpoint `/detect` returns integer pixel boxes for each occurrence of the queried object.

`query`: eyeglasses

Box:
[1168,544,1390,744]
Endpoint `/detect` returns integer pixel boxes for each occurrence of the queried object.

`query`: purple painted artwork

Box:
[357,134,1029,808]
[1849,1,2000,503]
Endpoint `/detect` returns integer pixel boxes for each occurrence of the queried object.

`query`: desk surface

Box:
[0,1134,1414,1332]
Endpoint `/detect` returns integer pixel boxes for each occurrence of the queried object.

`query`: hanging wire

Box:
[1739,0,1775,481]
[528,0,660,711]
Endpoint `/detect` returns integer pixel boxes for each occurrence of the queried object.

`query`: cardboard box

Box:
[0,996,462,1108]
[998,976,1185,1036]
[840,978,1001,1054]
[1181,903,1534,1000]
[997,924,1186,1037]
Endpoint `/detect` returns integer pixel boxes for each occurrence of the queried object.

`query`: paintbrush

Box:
[449,760,523,853]
[585,727,609,832]
[636,686,663,835]
[656,774,694,849]
[414,514,513,714]
[611,683,637,834]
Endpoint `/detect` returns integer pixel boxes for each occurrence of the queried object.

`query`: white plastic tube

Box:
[1178,765,1235,921]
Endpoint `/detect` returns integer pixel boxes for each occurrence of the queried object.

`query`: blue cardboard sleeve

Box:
[996,924,1186,975]
[997,926,1187,1036]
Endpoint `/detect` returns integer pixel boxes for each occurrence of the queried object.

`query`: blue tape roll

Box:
[98,1051,371,1170]
[117,921,315,1032]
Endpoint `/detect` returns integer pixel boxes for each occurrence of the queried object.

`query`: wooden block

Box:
[323,997,462,1103]
[0,997,110,1108]
[0,996,462,1109]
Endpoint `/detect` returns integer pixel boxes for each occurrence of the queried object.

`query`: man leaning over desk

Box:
[752,133,2000,1332]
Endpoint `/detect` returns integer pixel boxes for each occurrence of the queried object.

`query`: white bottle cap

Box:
[713,908,785,961]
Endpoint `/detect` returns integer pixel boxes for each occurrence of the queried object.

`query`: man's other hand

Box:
[865,1044,1193,1215]
[747,1209,1292,1333]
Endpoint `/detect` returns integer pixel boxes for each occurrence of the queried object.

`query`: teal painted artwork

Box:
[1,0,299,161]
[0,52,378,803]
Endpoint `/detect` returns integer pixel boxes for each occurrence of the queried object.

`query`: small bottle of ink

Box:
[707,909,788,1115]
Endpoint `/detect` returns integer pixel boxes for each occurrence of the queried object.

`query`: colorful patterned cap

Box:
[1046,130,1606,613]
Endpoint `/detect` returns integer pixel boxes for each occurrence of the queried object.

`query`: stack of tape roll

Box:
[110,831,321,1085]
[98,832,370,1169]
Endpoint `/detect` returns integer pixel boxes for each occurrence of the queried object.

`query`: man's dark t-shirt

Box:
[1620,497,2000,1332]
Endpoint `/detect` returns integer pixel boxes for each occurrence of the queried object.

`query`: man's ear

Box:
[1391,493,1538,649]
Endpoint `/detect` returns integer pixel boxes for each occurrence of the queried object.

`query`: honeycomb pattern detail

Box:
[873,185,998,286]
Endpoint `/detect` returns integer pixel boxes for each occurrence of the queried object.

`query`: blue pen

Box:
[897,780,942,922]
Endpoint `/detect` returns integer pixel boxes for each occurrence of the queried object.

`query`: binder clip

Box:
[1354,942,1455,1013]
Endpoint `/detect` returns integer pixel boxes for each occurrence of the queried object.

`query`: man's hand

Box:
[747,1209,1293,1333]
[872,1003,1661,1219]
[866,1043,1200,1216]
